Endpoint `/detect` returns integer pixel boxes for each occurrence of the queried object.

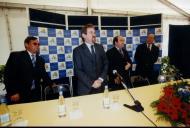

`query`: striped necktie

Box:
[31,54,36,67]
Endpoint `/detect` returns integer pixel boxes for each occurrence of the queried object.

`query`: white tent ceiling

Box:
[168,0,190,14]
[0,0,190,18]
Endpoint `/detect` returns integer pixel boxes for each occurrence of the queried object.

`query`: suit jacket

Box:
[134,43,159,78]
[4,50,52,103]
[106,47,132,89]
[73,43,108,95]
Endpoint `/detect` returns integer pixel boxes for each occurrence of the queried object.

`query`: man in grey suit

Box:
[73,24,108,96]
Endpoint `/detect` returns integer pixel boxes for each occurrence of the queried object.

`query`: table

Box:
[8,80,189,126]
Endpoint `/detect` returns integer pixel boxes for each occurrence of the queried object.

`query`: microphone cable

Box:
[124,86,158,127]
[113,70,158,126]
[140,111,157,127]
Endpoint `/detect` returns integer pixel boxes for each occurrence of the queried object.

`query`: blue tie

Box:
[91,45,96,70]
[31,54,36,67]
[91,45,96,60]
[31,55,36,90]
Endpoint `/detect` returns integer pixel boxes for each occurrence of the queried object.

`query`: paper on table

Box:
[69,110,83,120]
[110,103,122,110]
[11,119,28,126]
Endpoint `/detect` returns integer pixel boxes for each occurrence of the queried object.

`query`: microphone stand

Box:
[121,81,144,112]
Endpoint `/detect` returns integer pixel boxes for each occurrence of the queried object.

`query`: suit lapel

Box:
[82,43,93,60]
[113,47,123,58]
[24,51,34,68]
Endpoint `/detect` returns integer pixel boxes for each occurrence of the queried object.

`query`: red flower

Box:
[151,81,190,126]
[170,113,178,121]
[180,110,187,119]
[171,96,181,109]
[182,103,190,111]
[157,101,168,113]
[163,86,174,97]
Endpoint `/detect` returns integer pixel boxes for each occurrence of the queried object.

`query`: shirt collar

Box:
[85,42,94,49]
[115,46,121,51]
[147,43,152,47]
[27,50,36,59]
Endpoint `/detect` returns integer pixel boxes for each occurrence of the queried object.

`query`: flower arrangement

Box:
[151,80,190,126]
[160,56,179,77]
[0,65,5,82]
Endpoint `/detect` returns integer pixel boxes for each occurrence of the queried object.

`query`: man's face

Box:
[25,39,40,54]
[115,36,125,49]
[82,27,96,44]
[147,34,155,44]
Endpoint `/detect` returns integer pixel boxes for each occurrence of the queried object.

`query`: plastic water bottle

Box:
[58,91,66,118]
[0,103,11,126]
[103,85,110,109]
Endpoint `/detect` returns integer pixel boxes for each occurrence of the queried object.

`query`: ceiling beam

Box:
[158,0,190,18]
[87,0,92,15]
[0,2,86,12]
[92,9,150,16]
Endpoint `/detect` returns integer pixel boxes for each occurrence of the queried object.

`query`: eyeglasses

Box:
[33,43,40,46]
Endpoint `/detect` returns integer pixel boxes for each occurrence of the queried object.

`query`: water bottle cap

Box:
[59,85,63,89]
[59,91,63,96]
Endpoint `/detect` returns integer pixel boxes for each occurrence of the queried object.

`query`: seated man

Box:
[4,36,55,104]
[106,35,132,90]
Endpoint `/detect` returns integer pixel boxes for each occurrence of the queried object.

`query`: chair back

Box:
[44,84,70,100]
[130,75,150,88]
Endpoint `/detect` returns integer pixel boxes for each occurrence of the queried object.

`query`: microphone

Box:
[176,72,184,81]
[113,70,123,81]
[113,70,144,112]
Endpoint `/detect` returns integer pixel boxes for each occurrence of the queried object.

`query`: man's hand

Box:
[92,79,102,88]
[114,76,121,85]
[125,62,131,70]
[10,93,20,102]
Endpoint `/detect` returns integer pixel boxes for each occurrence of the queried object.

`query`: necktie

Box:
[91,45,96,65]
[31,54,36,67]
[119,49,124,57]
[31,54,36,90]
[147,44,151,51]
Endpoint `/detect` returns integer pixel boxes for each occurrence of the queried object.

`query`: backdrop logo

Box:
[56,29,64,37]
[39,27,48,36]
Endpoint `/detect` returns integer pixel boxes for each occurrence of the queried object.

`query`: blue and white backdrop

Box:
[28,27,162,80]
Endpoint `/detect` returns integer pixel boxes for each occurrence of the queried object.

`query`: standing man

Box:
[4,36,54,104]
[106,36,132,90]
[134,33,159,84]
[73,24,108,96]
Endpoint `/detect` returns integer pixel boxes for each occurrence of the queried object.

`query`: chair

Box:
[44,84,71,100]
[130,75,150,88]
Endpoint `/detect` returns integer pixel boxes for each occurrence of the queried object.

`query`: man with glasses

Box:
[4,36,54,104]
[73,24,108,96]
[106,36,132,90]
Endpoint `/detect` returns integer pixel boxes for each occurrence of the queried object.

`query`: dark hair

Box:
[81,23,95,42]
[113,36,119,45]
[24,36,38,45]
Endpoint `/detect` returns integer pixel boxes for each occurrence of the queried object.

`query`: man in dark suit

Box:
[134,33,159,84]
[73,24,108,96]
[106,36,132,90]
[4,36,54,104]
